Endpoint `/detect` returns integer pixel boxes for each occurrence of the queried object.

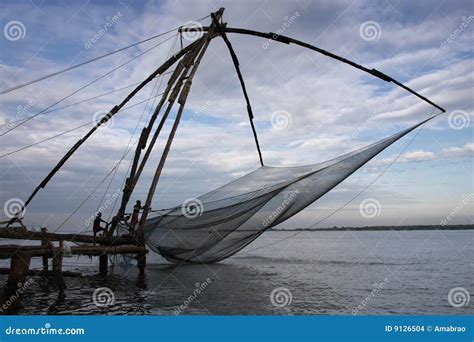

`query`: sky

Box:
[0,0,472,233]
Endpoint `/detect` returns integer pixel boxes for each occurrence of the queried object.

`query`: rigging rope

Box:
[99,33,180,220]
[9,35,198,222]
[241,108,441,254]
[0,69,175,128]
[0,34,176,137]
[56,33,180,232]
[0,91,166,159]
[0,14,211,95]
[54,145,135,232]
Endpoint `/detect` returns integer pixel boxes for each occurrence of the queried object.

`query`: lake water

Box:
[1,230,472,315]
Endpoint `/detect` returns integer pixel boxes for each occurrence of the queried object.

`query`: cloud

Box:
[375,150,435,166]
[0,0,472,229]
[442,142,474,157]
[398,150,435,163]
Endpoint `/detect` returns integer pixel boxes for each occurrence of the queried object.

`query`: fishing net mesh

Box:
[144,117,433,263]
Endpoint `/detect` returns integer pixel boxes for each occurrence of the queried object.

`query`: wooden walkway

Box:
[0,226,147,312]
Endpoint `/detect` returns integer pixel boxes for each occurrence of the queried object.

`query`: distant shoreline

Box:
[273,224,474,231]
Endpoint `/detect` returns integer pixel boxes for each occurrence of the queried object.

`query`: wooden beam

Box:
[0,245,147,259]
[211,14,264,166]
[181,26,445,113]
[0,228,136,246]
[136,7,225,271]
[14,40,203,220]
[0,268,81,277]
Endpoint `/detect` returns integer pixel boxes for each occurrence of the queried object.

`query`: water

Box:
[2,230,472,315]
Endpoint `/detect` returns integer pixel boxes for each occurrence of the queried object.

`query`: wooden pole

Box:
[211,14,264,166]
[2,252,31,310]
[99,254,108,275]
[181,26,445,113]
[6,252,31,292]
[52,240,65,298]
[115,62,186,221]
[127,63,189,197]
[135,8,225,271]
[41,227,48,271]
[13,40,201,222]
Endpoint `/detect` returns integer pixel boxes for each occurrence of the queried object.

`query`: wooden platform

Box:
[0,226,147,312]
[0,228,137,246]
[0,244,147,259]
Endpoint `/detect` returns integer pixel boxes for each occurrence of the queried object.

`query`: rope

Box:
[0,14,211,95]
[1,34,176,137]
[1,122,91,158]
[0,91,166,159]
[0,69,175,128]
[103,33,180,222]
[58,33,180,231]
[54,142,138,232]
[242,109,441,254]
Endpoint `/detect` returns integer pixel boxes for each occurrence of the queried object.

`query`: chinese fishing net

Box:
[144,115,437,263]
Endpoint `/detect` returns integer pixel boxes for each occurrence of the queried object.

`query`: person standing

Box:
[93,212,108,237]
[130,200,143,233]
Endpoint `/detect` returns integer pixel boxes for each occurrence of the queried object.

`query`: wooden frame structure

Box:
[0,7,445,311]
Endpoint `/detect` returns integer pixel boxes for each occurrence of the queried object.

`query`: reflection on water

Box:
[0,231,472,315]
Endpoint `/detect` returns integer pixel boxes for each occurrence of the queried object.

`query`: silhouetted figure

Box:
[93,212,107,237]
[107,215,120,237]
[130,200,143,234]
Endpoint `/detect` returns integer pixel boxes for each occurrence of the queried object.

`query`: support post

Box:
[2,252,31,311]
[12,41,201,223]
[135,8,225,270]
[99,254,108,275]
[53,240,65,298]
[211,13,264,166]
[41,227,48,271]
[114,62,186,224]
